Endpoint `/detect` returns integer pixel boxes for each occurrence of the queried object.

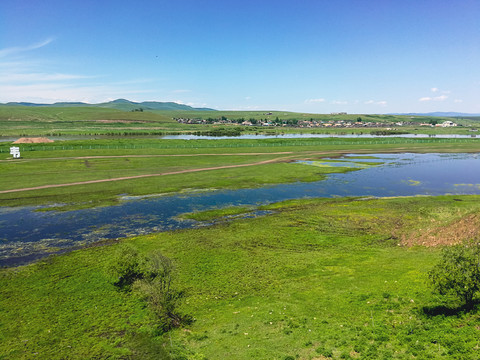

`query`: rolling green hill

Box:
[3,99,216,112]
[1,100,478,137]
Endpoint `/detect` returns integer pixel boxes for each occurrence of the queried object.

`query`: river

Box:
[1,152,479,266]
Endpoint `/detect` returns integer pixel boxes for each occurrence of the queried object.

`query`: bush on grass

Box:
[429,240,480,309]
[108,244,148,289]
[108,245,192,332]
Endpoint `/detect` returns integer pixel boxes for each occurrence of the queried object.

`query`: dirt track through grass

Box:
[0,153,299,194]
[0,147,418,194]
[0,151,294,162]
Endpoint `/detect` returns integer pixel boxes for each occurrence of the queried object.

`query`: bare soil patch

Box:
[13,137,54,144]
[402,213,480,247]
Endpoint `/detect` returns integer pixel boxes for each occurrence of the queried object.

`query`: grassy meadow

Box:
[1,104,479,136]
[2,105,480,359]
[3,196,480,359]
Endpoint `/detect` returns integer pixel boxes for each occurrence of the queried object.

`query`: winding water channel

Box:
[1,152,480,266]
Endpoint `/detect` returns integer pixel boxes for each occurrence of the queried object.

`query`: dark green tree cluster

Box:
[429,240,480,308]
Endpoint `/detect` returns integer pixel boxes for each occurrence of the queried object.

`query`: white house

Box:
[441,121,457,127]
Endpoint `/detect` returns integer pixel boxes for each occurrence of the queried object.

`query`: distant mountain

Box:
[389,112,480,118]
[3,99,216,111]
[5,101,94,107]
[97,99,216,111]
[6,102,51,106]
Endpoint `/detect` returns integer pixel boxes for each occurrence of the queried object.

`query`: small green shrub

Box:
[429,240,480,308]
[109,245,192,332]
[134,251,193,332]
[108,244,148,289]
[315,346,333,357]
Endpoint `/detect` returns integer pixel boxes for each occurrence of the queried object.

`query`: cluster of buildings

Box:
[174,117,458,128]
[173,117,208,125]
[296,119,397,128]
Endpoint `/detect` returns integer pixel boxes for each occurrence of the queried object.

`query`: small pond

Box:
[1,152,480,266]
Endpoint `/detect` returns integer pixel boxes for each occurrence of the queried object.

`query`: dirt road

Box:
[0,153,297,194]
[0,149,376,194]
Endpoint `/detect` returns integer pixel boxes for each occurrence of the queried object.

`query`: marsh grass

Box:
[180,206,257,222]
[3,196,480,358]
[0,143,358,208]
[2,138,480,209]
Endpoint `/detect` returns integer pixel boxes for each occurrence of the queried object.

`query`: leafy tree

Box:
[108,244,148,289]
[109,245,192,332]
[135,252,192,332]
[429,240,480,308]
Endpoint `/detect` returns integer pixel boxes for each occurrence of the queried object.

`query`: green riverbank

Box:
[2,195,480,359]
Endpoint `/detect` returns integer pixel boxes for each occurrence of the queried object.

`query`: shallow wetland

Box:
[2,152,480,266]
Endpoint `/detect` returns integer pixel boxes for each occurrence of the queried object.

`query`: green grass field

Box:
[2,120,480,359]
[1,104,479,136]
[2,196,480,359]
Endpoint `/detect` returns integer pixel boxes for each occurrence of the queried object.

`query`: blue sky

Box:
[1,0,479,113]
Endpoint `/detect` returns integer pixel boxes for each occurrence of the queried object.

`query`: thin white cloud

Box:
[305,98,326,103]
[170,99,208,108]
[419,97,432,102]
[365,100,387,106]
[419,95,448,102]
[0,38,162,104]
[172,89,191,93]
[454,99,463,103]
[431,87,439,93]
[331,100,347,105]
[0,82,156,104]
[0,38,54,58]
[1,72,94,83]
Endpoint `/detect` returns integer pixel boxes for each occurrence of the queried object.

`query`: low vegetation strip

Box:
[0,156,293,194]
[0,151,293,163]
[1,137,480,153]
